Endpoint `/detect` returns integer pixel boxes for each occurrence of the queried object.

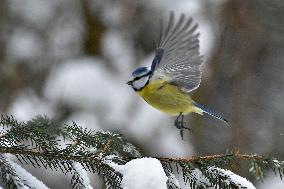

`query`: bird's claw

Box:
[175,121,190,129]
[177,123,191,140]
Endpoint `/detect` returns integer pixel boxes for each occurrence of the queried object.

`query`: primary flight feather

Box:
[127,12,228,138]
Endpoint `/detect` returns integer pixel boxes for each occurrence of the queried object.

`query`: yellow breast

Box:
[137,79,200,116]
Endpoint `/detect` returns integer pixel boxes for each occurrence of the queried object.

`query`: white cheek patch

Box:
[133,76,149,90]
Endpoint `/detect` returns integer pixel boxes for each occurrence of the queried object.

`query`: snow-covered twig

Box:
[71,162,93,189]
[0,155,49,189]
[208,166,256,189]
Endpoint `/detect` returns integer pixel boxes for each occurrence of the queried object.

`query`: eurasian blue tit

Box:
[127,12,228,138]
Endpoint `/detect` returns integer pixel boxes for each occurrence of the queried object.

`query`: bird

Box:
[127,12,228,139]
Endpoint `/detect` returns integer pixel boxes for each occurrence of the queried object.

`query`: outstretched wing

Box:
[150,12,203,93]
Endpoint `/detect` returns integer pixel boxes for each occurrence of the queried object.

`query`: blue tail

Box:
[193,102,228,124]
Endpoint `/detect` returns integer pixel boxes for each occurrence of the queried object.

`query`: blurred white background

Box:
[1,0,284,188]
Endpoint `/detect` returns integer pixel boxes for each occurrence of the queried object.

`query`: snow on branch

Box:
[71,162,93,189]
[208,166,256,189]
[107,157,168,189]
[0,115,284,188]
[0,155,49,189]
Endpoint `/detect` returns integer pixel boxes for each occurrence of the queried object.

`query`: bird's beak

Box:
[126,80,132,85]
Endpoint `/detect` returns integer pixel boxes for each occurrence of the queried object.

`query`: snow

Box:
[166,172,180,188]
[208,166,256,189]
[108,158,168,189]
[122,143,142,158]
[101,31,135,75]
[5,157,49,189]
[65,111,101,131]
[47,12,85,60]
[258,173,284,189]
[188,168,211,187]
[6,30,43,62]
[146,0,201,15]
[168,168,211,188]
[8,90,54,122]
[7,0,56,27]
[72,162,93,189]
[44,57,132,125]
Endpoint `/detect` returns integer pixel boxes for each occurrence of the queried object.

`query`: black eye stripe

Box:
[133,72,151,81]
[130,72,151,91]
[133,78,150,91]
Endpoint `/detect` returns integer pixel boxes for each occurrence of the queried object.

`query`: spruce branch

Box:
[0,115,283,189]
[158,152,284,180]
[159,152,284,188]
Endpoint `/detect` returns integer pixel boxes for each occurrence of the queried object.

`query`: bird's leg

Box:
[181,114,191,130]
[174,113,190,129]
[175,113,191,140]
[174,112,183,129]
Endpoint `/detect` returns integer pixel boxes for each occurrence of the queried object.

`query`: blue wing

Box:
[150,12,203,93]
[150,48,164,74]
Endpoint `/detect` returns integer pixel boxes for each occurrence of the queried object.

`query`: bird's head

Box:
[127,67,151,91]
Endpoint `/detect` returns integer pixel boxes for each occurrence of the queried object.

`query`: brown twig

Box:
[0,146,269,165]
[157,152,265,164]
[101,138,112,153]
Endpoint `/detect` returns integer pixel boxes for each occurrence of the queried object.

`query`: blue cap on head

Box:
[131,67,149,77]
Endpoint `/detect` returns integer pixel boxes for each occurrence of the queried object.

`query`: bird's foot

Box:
[175,121,191,140]
[174,120,190,130]
[175,113,192,140]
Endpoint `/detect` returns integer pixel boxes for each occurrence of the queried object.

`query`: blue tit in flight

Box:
[127,12,228,138]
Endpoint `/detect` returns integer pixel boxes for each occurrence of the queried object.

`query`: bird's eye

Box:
[127,80,133,85]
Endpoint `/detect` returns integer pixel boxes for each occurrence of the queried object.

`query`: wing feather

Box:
[150,12,203,93]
